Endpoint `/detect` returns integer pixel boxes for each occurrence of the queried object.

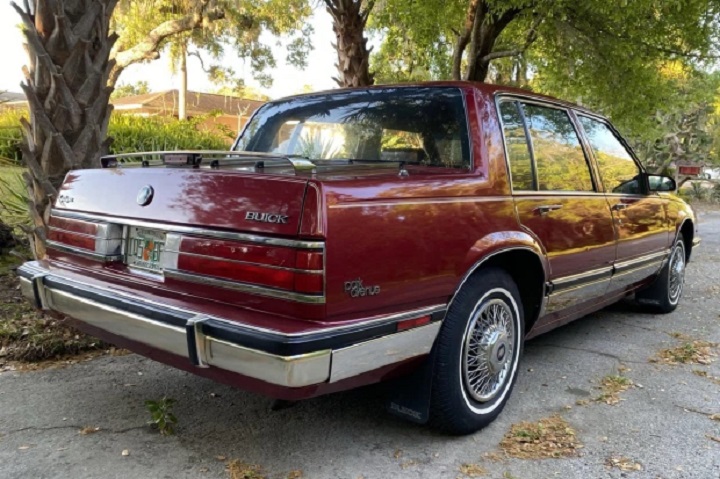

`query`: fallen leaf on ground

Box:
[287,471,303,479]
[653,340,718,365]
[121,449,130,456]
[79,426,100,435]
[499,415,581,459]
[606,456,643,471]
[227,460,265,479]
[594,375,634,405]
[459,463,487,477]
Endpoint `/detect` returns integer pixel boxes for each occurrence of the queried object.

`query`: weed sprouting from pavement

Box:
[145,397,177,435]
[595,375,634,405]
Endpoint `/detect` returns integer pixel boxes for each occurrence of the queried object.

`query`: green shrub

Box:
[0,166,28,232]
[0,109,24,164]
[0,108,235,159]
[108,113,234,154]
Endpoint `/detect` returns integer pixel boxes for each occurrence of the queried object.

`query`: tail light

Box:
[47,216,123,260]
[162,235,325,301]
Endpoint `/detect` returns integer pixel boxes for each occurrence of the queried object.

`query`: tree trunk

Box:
[179,43,188,121]
[324,0,374,88]
[463,7,521,82]
[12,0,119,259]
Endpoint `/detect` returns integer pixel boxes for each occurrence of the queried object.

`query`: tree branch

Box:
[109,1,225,86]
[480,12,542,64]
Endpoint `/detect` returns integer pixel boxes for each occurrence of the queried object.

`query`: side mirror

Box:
[647,174,676,192]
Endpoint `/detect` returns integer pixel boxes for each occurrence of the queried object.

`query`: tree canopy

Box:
[112,0,314,89]
[369,0,720,143]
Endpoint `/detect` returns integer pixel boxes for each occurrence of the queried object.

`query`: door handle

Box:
[612,203,629,211]
[534,204,563,215]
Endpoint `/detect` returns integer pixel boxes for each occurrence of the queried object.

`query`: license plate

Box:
[126,227,166,273]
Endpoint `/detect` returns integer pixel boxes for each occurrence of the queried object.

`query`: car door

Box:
[575,115,671,292]
[498,99,616,315]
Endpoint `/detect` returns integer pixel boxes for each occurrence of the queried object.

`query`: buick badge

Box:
[137,185,154,206]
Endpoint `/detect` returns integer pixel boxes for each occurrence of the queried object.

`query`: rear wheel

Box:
[429,268,524,435]
[636,239,686,314]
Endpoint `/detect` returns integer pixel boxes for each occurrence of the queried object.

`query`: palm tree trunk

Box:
[324,0,375,88]
[12,0,118,259]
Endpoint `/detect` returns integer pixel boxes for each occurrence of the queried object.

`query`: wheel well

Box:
[480,250,546,334]
[679,220,694,262]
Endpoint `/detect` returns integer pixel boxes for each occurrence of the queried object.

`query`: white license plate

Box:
[125,227,166,273]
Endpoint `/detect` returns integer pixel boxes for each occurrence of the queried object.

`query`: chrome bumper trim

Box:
[17,262,441,389]
[329,322,441,383]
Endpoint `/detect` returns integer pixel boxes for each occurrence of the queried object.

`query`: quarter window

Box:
[522,104,594,192]
[498,101,533,191]
[578,116,642,194]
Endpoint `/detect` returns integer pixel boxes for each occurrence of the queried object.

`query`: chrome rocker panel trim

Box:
[17,262,443,389]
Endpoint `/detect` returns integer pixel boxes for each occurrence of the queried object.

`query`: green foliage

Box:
[145,397,178,435]
[108,113,233,154]
[0,109,24,163]
[369,0,461,83]
[0,166,29,232]
[113,0,314,89]
[111,81,151,99]
[370,0,720,146]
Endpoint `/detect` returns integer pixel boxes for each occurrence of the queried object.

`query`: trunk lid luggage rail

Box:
[100,150,317,175]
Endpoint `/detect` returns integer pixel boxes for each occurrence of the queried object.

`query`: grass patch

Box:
[595,375,634,405]
[459,463,487,477]
[499,415,582,459]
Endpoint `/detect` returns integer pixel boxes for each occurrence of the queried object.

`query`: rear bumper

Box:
[18,261,443,390]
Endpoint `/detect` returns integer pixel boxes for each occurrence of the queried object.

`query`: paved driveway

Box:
[1,213,719,479]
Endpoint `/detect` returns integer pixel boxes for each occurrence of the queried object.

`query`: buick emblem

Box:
[136,185,154,206]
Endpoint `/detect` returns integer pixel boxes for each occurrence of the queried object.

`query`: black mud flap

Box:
[385,349,437,424]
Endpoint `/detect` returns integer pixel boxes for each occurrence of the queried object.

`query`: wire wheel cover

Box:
[462,298,516,402]
[668,244,685,303]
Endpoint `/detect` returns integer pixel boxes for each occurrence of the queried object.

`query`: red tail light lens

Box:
[172,237,324,298]
[47,216,122,259]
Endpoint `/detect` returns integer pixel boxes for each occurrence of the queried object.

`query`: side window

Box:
[522,104,594,192]
[578,116,642,194]
[498,101,534,190]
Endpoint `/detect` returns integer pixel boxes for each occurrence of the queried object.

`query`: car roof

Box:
[271,81,605,121]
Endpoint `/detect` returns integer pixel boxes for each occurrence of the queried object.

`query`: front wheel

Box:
[429,268,524,435]
[636,239,686,314]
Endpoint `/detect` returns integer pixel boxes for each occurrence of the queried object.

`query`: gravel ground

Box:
[1,213,719,479]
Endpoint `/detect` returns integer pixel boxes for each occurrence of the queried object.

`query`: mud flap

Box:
[385,349,437,424]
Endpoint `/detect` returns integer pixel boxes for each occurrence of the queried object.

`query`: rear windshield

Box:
[234,87,471,170]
